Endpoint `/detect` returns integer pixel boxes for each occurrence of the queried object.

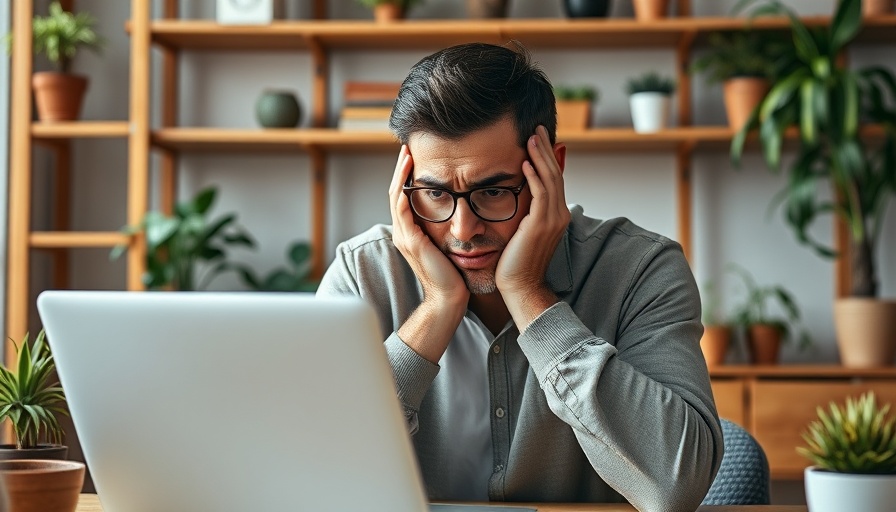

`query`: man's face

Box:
[407,117,532,295]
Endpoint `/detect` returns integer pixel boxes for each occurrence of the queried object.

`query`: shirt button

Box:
[495,407,505,418]
[492,345,501,354]
[494,464,504,473]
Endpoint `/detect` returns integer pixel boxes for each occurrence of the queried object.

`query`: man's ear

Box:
[553,143,567,175]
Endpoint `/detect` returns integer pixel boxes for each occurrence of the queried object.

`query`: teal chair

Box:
[701,419,770,505]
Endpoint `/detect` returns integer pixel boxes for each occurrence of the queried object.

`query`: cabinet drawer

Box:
[750,380,896,479]
[710,379,745,427]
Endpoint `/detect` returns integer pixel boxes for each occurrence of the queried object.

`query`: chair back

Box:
[702,418,770,505]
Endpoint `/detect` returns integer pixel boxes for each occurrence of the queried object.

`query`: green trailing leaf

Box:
[239,240,319,292]
[730,0,896,298]
[0,330,68,449]
[110,186,257,290]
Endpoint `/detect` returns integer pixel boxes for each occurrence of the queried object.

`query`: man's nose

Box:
[449,197,485,241]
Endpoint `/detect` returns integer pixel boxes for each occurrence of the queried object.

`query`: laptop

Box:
[37,291,535,512]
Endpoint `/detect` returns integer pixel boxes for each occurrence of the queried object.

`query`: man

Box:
[317,42,723,512]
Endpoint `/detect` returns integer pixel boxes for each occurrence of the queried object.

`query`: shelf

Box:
[709,365,896,379]
[31,121,131,139]
[141,16,896,51]
[29,231,130,249]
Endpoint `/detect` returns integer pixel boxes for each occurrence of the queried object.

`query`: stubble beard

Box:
[443,236,502,296]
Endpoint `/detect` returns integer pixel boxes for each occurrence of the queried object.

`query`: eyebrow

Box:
[412,172,520,189]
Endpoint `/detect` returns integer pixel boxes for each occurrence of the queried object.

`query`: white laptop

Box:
[37,291,535,512]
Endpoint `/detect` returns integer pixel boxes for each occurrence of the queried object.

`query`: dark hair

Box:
[389,42,557,148]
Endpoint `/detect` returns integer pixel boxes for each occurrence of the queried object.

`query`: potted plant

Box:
[633,0,669,21]
[0,330,68,459]
[728,264,811,365]
[554,84,599,131]
[3,1,104,122]
[690,31,784,130]
[238,240,320,292]
[700,279,732,367]
[0,330,87,512]
[110,187,256,291]
[356,0,423,22]
[864,0,895,16]
[732,0,896,367]
[627,71,675,133]
[798,392,896,512]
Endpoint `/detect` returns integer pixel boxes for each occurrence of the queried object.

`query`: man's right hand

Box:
[388,145,469,363]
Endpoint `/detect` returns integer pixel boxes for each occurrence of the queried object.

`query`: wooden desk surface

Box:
[76,494,806,511]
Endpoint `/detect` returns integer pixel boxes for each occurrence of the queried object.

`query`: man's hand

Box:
[495,126,570,329]
[389,145,469,362]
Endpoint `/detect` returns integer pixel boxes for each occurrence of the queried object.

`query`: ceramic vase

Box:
[255,90,302,128]
[629,92,669,133]
[563,0,611,17]
[805,467,896,512]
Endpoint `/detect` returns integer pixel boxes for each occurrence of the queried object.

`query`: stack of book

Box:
[338,81,401,131]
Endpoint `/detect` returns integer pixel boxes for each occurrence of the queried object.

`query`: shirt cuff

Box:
[384,333,441,411]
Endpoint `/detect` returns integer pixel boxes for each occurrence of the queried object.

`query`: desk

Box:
[75,494,806,511]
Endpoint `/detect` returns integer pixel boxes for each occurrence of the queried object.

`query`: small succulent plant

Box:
[797,392,896,474]
[626,72,676,95]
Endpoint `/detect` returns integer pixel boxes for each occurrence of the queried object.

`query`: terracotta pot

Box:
[0,459,85,512]
[0,444,68,461]
[863,0,895,16]
[373,3,405,22]
[556,100,592,131]
[834,298,896,367]
[700,325,731,367]
[722,77,769,131]
[467,0,510,18]
[32,72,88,122]
[632,0,669,21]
[747,324,781,365]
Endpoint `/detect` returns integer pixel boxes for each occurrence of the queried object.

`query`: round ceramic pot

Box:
[255,90,302,128]
[563,0,611,17]
[0,459,85,512]
[834,298,896,367]
[805,467,896,512]
[629,92,670,133]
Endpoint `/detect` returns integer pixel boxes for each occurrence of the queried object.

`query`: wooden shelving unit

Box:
[8,1,896,356]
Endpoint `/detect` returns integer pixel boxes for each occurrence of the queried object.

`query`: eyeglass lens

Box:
[408,187,520,222]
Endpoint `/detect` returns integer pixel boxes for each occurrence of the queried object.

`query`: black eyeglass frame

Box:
[402,180,528,223]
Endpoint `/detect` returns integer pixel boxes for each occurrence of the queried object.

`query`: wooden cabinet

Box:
[710,366,896,480]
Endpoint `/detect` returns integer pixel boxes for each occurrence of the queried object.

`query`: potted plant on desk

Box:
[732,0,896,367]
[799,392,896,512]
[0,330,86,512]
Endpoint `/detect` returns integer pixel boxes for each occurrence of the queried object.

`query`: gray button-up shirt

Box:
[317,206,723,512]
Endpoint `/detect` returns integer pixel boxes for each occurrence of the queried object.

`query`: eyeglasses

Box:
[402,180,528,223]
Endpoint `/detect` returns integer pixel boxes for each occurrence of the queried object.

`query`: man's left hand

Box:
[495,125,570,329]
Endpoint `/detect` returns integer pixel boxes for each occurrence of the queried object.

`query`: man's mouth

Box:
[448,250,498,270]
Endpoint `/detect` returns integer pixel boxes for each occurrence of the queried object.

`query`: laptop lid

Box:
[37,290,429,512]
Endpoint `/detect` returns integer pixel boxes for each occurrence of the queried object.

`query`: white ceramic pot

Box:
[629,92,670,133]
[804,467,896,512]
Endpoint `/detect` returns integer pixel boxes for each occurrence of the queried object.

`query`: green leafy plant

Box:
[727,263,811,349]
[626,71,676,95]
[0,330,67,450]
[798,392,896,474]
[3,1,104,74]
[691,31,785,84]
[554,85,599,102]
[238,240,319,292]
[111,187,256,291]
[731,0,896,298]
